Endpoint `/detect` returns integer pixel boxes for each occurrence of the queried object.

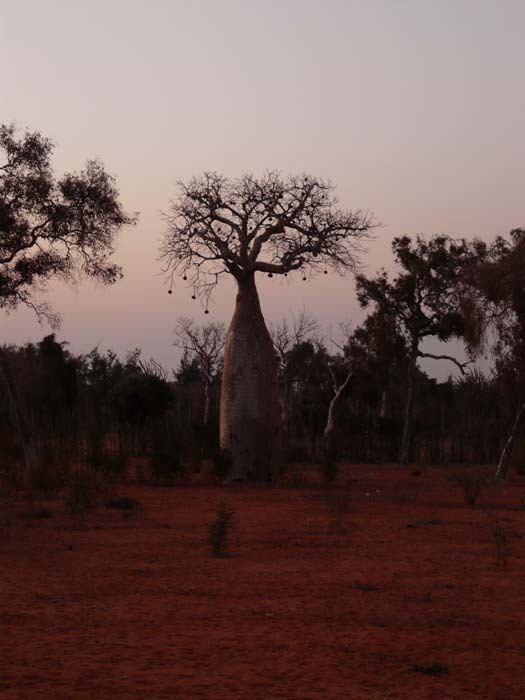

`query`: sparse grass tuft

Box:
[491,519,511,567]
[451,469,488,507]
[208,503,234,557]
[65,467,103,525]
[326,488,351,535]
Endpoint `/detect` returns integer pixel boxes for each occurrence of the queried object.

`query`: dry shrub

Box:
[491,519,511,567]
[451,468,489,507]
[65,467,105,525]
[326,488,351,535]
[208,503,234,557]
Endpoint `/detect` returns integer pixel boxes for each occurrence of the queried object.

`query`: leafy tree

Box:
[0,124,135,318]
[465,228,525,479]
[356,235,485,464]
[0,124,135,470]
[161,172,375,482]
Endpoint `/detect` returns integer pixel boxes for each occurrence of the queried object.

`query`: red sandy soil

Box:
[1,463,525,700]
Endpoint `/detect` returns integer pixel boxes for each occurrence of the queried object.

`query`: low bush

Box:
[491,519,511,567]
[208,503,234,557]
[451,469,488,507]
[326,488,351,535]
[149,427,185,481]
[65,467,103,524]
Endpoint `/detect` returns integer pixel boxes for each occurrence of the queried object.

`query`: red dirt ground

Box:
[1,464,525,699]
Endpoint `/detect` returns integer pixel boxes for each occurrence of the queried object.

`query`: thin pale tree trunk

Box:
[323,367,353,453]
[495,401,525,482]
[220,272,283,483]
[0,347,37,473]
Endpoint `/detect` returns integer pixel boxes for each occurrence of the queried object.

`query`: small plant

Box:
[492,520,511,567]
[65,467,102,525]
[208,503,234,557]
[452,469,488,507]
[211,448,233,482]
[326,489,351,535]
[320,453,338,486]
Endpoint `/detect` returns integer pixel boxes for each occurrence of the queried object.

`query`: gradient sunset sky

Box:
[1,0,524,376]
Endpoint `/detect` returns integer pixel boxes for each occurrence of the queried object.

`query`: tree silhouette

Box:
[356,235,485,466]
[466,228,525,479]
[161,172,375,481]
[0,123,135,470]
[173,318,225,425]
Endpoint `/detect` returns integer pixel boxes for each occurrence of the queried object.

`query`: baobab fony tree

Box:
[160,172,375,482]
[0,123,135,471]
[173,317,226,425]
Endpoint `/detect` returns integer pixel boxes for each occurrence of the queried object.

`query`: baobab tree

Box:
[161,172,375,482]
[173,317,226,425]
[0,123,135,470]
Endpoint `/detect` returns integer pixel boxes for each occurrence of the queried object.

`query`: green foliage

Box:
[0,123,135,316]
[208,503,234,557]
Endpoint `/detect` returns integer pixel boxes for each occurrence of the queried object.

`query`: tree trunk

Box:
[203,379,211,425]
[399,343,418,465]
[220,272,283,483]
[495,401,525,482]
[0,347,37,473]
[323,369,352,454]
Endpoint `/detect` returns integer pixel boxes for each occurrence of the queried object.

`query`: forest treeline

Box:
[0,292,522,486]
[1,124,524,484]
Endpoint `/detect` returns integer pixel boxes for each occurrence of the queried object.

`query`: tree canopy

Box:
[161,171,375,305]
[0,124,136,320]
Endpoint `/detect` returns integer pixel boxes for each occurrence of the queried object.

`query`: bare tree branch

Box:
[417,351,472,374]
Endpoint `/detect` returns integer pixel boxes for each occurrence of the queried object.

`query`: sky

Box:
[1,0,524,377]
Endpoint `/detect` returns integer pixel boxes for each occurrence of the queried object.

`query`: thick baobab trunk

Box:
[495,401,525,482]
[0,347,37,473]
[220,273,282,483]
[399,343,418,465]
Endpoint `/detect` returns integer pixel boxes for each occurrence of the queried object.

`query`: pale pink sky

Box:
[1,1,523,376]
